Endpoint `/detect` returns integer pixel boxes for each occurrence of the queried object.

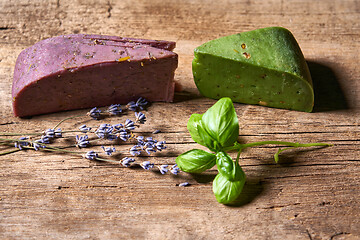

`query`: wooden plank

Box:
[0,0,359,239]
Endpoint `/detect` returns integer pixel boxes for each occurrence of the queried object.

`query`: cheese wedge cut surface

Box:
[192,27,314,112]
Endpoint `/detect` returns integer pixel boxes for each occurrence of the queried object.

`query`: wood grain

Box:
[0,0,359,239]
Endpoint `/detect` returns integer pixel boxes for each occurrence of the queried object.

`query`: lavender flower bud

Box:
[179,182,190,187]
[136,97,148,110]
[127,97,148,111]
[112,123,124,131]
[40,135,51,144]
[85,150,98,160]
[44,129,55,138]
[107,104,122,115]
[121,157,135,167]
[158,164,168,174]
[136,136,145,145]
[170,164,180,175]
[98,123,109,130]
[124,119,135,131]
[145,145,156,155]
[54,128,62,138]
[146,137,156,144]
[135,112,146,124]
[126,101,137,111]
[32,139,43,151]
[155,141,167,151]
[130,145,141,156]
[140,161,154,170]
[79,124,91,133]
[118,129,130,141]
[88,107,102,120]
[95,124,117,140]
[76,135,90,148]
[101,146,116,156]
[14,136,29,150]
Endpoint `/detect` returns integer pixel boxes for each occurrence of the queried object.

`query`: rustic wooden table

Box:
[0,0,359,239]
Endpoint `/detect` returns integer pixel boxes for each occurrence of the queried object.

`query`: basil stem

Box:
[224,141,332,163]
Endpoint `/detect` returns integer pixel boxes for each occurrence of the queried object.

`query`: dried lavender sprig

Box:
[1,137,79,154]
[0,130,74,137]
[0,98,175,168]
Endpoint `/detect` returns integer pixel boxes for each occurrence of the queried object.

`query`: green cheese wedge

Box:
[192,27,314,112]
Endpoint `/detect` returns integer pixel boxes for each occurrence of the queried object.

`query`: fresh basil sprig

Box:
[176,97,332,204]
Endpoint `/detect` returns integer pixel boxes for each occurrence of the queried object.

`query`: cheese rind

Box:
[192,27,314,112]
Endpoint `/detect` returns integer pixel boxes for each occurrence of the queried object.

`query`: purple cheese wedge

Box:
[12,34,178,117]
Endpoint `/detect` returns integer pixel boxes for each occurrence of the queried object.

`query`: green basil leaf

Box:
[216,151,245,182]
[187,113,205,146]
[201,97,239,148]
[175,149,216,173]
[212,172,245,204]
[197,123,220,152]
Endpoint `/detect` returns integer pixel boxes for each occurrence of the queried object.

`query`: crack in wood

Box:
[107,1,113,18]
[318,201,331,206]
[329,232,351,240]
[57,185,120,189]
[0,26,15,30]
[256,202,300,210]
[264,174,315,180]
[306,229,313,240]
[0,122,16,125]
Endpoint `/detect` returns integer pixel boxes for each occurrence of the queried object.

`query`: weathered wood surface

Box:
[0,0,359,239]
